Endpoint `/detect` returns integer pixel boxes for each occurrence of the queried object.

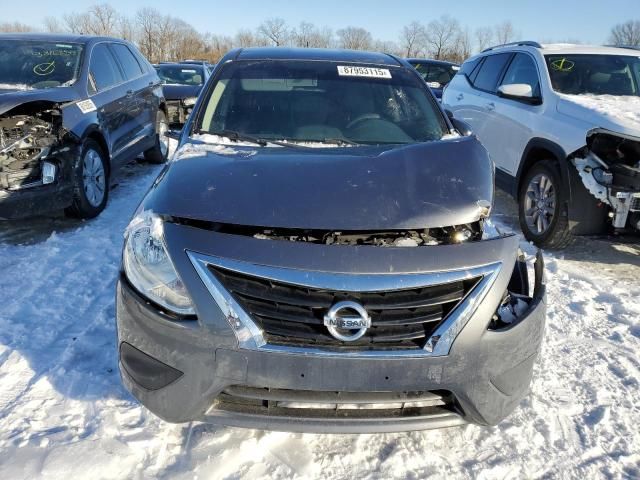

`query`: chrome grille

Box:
[210,266,479,349]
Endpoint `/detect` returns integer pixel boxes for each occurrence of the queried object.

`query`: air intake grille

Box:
[210,266,479,350]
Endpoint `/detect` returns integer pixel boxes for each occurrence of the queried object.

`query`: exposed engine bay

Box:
[571,130,640,231]
[171,217,487,246]
[0,105,62,191]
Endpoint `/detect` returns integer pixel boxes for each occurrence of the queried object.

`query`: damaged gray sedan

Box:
[116,48,546,433]
[0,33,167,220]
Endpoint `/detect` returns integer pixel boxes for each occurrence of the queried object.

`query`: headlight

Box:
[123,211,195,315]
[182,97,197,107]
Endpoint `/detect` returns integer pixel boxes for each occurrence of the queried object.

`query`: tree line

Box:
[0,3,523,63]
[3,3,635,64]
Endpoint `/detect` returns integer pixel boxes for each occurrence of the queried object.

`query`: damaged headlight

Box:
[123,211,195,315]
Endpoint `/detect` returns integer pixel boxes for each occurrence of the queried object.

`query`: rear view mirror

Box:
[445,110,473,137]
[497,84,542,105]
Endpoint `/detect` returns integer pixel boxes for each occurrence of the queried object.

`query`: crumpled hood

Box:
[0,87,80,115]
[557,94,640,138]
[146,137,494,230]
[161,84,202,101]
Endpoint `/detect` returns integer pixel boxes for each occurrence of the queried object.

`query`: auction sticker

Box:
[76,99,97,114]
[337,66,392,79]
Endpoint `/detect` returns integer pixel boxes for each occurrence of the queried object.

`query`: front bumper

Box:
[0,148,77,220]
[116,225,546,433]
[166,100,191,127]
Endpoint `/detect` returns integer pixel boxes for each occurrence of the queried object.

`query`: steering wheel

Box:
[346,113,381,130]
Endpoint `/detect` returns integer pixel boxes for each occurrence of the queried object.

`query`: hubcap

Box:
[158,119,169,157]
[82,148,106,207]
[524,173,556,235]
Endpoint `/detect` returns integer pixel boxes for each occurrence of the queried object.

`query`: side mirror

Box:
[164,129,182,140]
[445,109,473,137]
[497,84,542,105]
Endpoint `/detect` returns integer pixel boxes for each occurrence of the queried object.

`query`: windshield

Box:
[0,40,83,90]
[411,62,459,87]
[545,54,640,96]
[197,60,448,145]
[155,65,204,86]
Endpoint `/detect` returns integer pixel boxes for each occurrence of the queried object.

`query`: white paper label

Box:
[337,66,392,79]
[76,99,97,114]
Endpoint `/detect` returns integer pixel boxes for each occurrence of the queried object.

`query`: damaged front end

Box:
[570,129,640,231]
[0,103,77,219]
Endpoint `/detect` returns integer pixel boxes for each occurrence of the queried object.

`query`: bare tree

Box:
[609,20,640,47]
[118,16,136,42]
[425,15,461,60]
[43,16,64,33]
[0,22,34,33]
[494,21,516,45]
[234,29,258,48]
[451,27,472,63]
[475,26,494,52]
[135,7,164,62]
[258,17,289,47]
[373,39,401,56]
[400,21,427,57]
[207,34,234,60]
[291,22,334,48]
[337,26,373,50]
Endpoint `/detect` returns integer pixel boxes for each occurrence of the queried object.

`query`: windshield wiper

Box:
[202,130,314,149]
[206,130,268,146]
[322,137,363,146]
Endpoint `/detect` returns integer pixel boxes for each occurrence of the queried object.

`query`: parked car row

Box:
[2,34,635,434]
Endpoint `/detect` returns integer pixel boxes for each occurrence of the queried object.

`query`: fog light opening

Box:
[42,161,57,185]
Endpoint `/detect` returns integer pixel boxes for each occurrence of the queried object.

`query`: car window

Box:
[459,58,480,79]
[155,65,205,86]
[473,53,512,92]
[545,54,640,96]
[198,60,448,145]
[501,53,541,96]
[412,62,458,87]
[89,43,123,93]
[111,43,143,80]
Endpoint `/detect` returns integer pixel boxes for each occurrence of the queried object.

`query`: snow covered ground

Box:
[0,163,639,479]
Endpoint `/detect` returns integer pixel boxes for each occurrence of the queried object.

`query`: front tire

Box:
[65,139,109,219]
[518,160,572,248]
[144,110,169,164]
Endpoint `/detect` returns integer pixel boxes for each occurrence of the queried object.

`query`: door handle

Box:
[457,93,464,101]
[486,102,496,111]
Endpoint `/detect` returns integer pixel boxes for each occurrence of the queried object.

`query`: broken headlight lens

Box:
[123,211,195,316]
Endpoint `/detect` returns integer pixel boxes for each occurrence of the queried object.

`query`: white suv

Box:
[443,41,640,247]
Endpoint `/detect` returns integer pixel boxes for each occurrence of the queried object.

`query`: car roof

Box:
[478,41,638,57]
[540,43,640,56]
[406,58,459,67]
[0,32,125,45]
[155,62,206,68]
[235,47,403,66]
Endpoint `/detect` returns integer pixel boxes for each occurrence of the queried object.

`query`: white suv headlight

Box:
[182,97,197,106]
[123,211,195,315]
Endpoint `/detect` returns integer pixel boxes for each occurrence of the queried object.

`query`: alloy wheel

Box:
[82,148,106,208]
[524,173,556,235]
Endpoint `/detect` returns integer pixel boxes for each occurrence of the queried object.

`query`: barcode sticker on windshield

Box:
[337,66,392,79]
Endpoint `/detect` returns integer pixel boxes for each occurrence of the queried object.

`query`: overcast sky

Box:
[3,0,638,45]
